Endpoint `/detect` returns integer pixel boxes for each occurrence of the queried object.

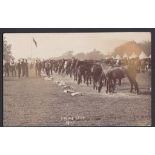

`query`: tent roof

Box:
[115,55,121,59]
[123,53,128,58]
[130,52,138,59]
[139,51,148,59]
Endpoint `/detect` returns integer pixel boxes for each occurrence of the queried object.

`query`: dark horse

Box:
[105,65,139,94]
[76,60,92,85]
[91,64,106,92]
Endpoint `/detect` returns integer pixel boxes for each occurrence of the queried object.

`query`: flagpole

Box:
[30,36,32,58]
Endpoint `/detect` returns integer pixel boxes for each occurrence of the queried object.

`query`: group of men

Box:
[35,59,53,77]
[3,59,29,78]
[4,56,151,79]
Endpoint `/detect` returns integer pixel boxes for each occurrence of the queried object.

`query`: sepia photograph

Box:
[3,32,151,126]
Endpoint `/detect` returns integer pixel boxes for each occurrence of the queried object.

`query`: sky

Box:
[4,32,151,59]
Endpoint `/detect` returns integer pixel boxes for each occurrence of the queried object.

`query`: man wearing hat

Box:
[17,60,22,78]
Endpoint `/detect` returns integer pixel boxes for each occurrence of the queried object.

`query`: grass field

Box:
[3,71,151,126]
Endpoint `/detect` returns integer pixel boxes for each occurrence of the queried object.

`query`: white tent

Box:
[105,56,109,59]
[139,51,148,60]
[123,53,128,58]
[115,55,121,59]
[130,52,138,59]
[112,56,115,59]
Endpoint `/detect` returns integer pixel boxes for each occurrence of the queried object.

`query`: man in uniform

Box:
[38,60,42,77]
[17,60,22,78]
[10,59,16,77]
[50,59,53,76]
[45,60,50,76]
[21,59,25,77]
[25,59,29,77]
[35,60,38,77]
[4,61,10,77]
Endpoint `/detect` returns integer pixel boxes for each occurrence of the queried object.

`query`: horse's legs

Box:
[11,67,13,77]
[110,79,115,93]
[106,79,109,93]
[114,79,116,90]
[130,82,133,93]
[93,82,95,89]
[83,74,86,84]
[98,78,103,93]
[113,79,116,86]
[119,78,121,86]
[77,74,81,85]
[90,76,92,85]
[75,72,78,81]
[133,80,139,94]
[95,82,98,90]
[135,82,139,94]
[86,75,89,86]
[105,78,107,86]
[128,75,139,94]
[15,69,16,77]
[74,71,77,81]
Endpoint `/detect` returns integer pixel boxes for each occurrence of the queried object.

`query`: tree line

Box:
[55,40,151,60]
[3,39,151,61]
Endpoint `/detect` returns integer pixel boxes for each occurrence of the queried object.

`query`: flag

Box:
[33,38,37,47]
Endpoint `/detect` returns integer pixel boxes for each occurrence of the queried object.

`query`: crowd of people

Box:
[3,58,54,78]
[35,59,53,77]
[3,59,29,78]
[3,56,151,79]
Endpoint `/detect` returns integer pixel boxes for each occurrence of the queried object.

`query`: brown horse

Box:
[91,64,106,92]
[105,65,139,94]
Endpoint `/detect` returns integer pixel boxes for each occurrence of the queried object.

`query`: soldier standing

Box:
[10,59,16,77]
[42,59,45,72]
[38,60,42,77]
[25,59,29,77]
[4,61,10,77]
[50,59,53,75]
[17,60,22,78]
[35,60,38,77]
[21,59,25,77]
[45,60,50,76]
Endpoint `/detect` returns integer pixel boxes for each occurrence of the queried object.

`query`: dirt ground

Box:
[3,70,151,126]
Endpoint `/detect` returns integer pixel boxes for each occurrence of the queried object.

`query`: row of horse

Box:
[46,59,140,94]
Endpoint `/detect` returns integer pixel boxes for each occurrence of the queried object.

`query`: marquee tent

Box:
[139,51,148,60]
[130,52,138,59]
[115,55,121,59]
[123,53,128,58]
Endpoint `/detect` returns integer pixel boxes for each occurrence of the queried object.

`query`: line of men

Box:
[35,59,53,77]
[3,59,29,78]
